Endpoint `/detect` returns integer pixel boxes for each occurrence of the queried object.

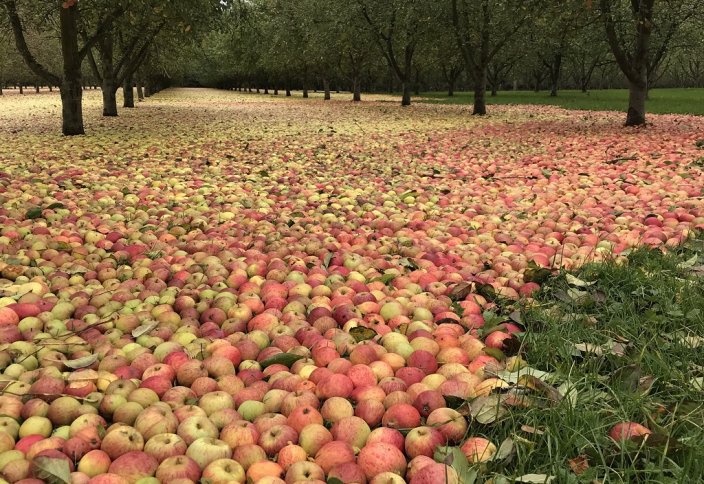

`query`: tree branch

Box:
[2,0,61,85]
[78,6,125,60]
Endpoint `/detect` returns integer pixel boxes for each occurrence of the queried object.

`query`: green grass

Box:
[461,239,704,483]
[421,88,704,116]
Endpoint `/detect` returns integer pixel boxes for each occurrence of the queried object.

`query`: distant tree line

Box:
[1,0,702,134]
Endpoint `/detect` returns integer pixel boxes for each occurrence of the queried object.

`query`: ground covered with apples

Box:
[0,89,703,484]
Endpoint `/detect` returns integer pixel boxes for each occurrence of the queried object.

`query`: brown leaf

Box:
[568,455,590,475]
[449,282,473,301]
[516,375,563,405]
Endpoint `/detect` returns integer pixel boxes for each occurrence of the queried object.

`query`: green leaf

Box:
[63,354,99,369]
[349,326,377,342]
[132,322,159,338]
[322,253,333,269]
[46,202,65,210]
[25,206,43,219]
[31,456,71,484]
[524,264,552,284]
[327,479,344,484]
[260,353,305,369]
[371,274,396,286]
[434,446,477,484]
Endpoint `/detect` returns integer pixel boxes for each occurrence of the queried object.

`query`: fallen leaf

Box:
[568,455,590,475]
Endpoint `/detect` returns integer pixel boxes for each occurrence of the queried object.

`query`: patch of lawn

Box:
[475,238,704,483]
[421,88,704,116]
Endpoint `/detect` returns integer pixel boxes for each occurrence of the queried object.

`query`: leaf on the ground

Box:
[557,382,579,408]
[322,252,333,269]
[525,265,552,284]
[327,478,344,484]
[568,455,589,475]
[46,202,65,210]
[260,352,305,369]
[494,437,516,463]
[371,273,396,286]
[132,321,159,338]
[517,375,563,405]
[476,282,499,302]
[63,354,99,369]
[493,367,554,385]
[610,364,642,393]
[483,347,506,361]
[515,474,555,483]
[565,274,594,287]
[692,377,704,391]
[573,342,604,356]
[349,326,377,342]
[470,395,508,424]
[637,375,657,395]
[520,425,545,435]
[31,456,71,484]
[449,282,473,301]
[433,446,477,484]
[25,206,43,219]
[677,254,699,269]
[508,310,524,325]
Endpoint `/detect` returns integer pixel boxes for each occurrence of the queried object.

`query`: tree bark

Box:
[59,5,85,135]
[19,85,23,94]
[99,31,118,116]
[352,77,361,102]
[274,87,278,95]
[123,74,134,108]
[473,67,487,115]
[549,53,562,97]
[626,78,647,126]
[323,78,331,100]
[137,80,144,100]
[401,82,411,106]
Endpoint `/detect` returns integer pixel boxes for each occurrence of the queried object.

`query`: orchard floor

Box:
[0,88,703,483]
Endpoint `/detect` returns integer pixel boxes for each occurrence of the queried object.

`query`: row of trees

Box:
[1,0,225,135]
[2,1,703,134]
[181,0,702,126]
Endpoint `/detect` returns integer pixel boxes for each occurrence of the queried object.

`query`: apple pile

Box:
[0,90,703,483]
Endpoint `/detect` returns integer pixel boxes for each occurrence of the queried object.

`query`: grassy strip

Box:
[420,88,704,116]
[475,238,704,483]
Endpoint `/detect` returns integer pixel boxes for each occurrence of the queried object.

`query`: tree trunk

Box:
[19,85,23,94]
[123,74,134,108]
[549,53,562,97]
[323,78,331,100]
[102,81,117,116]
[473,67,487,115]
[274,87,278,95]
[35,84,39,93]
[352,77,361,102]
[60,77,84,136]
[98,29,118,116]
[137,80,144,100]
[401,82,411,106]
[59,5,85,135]
[626,78,647,126]
[448,77,455,97]
[490,85,497,97]
[286,87,291,97]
